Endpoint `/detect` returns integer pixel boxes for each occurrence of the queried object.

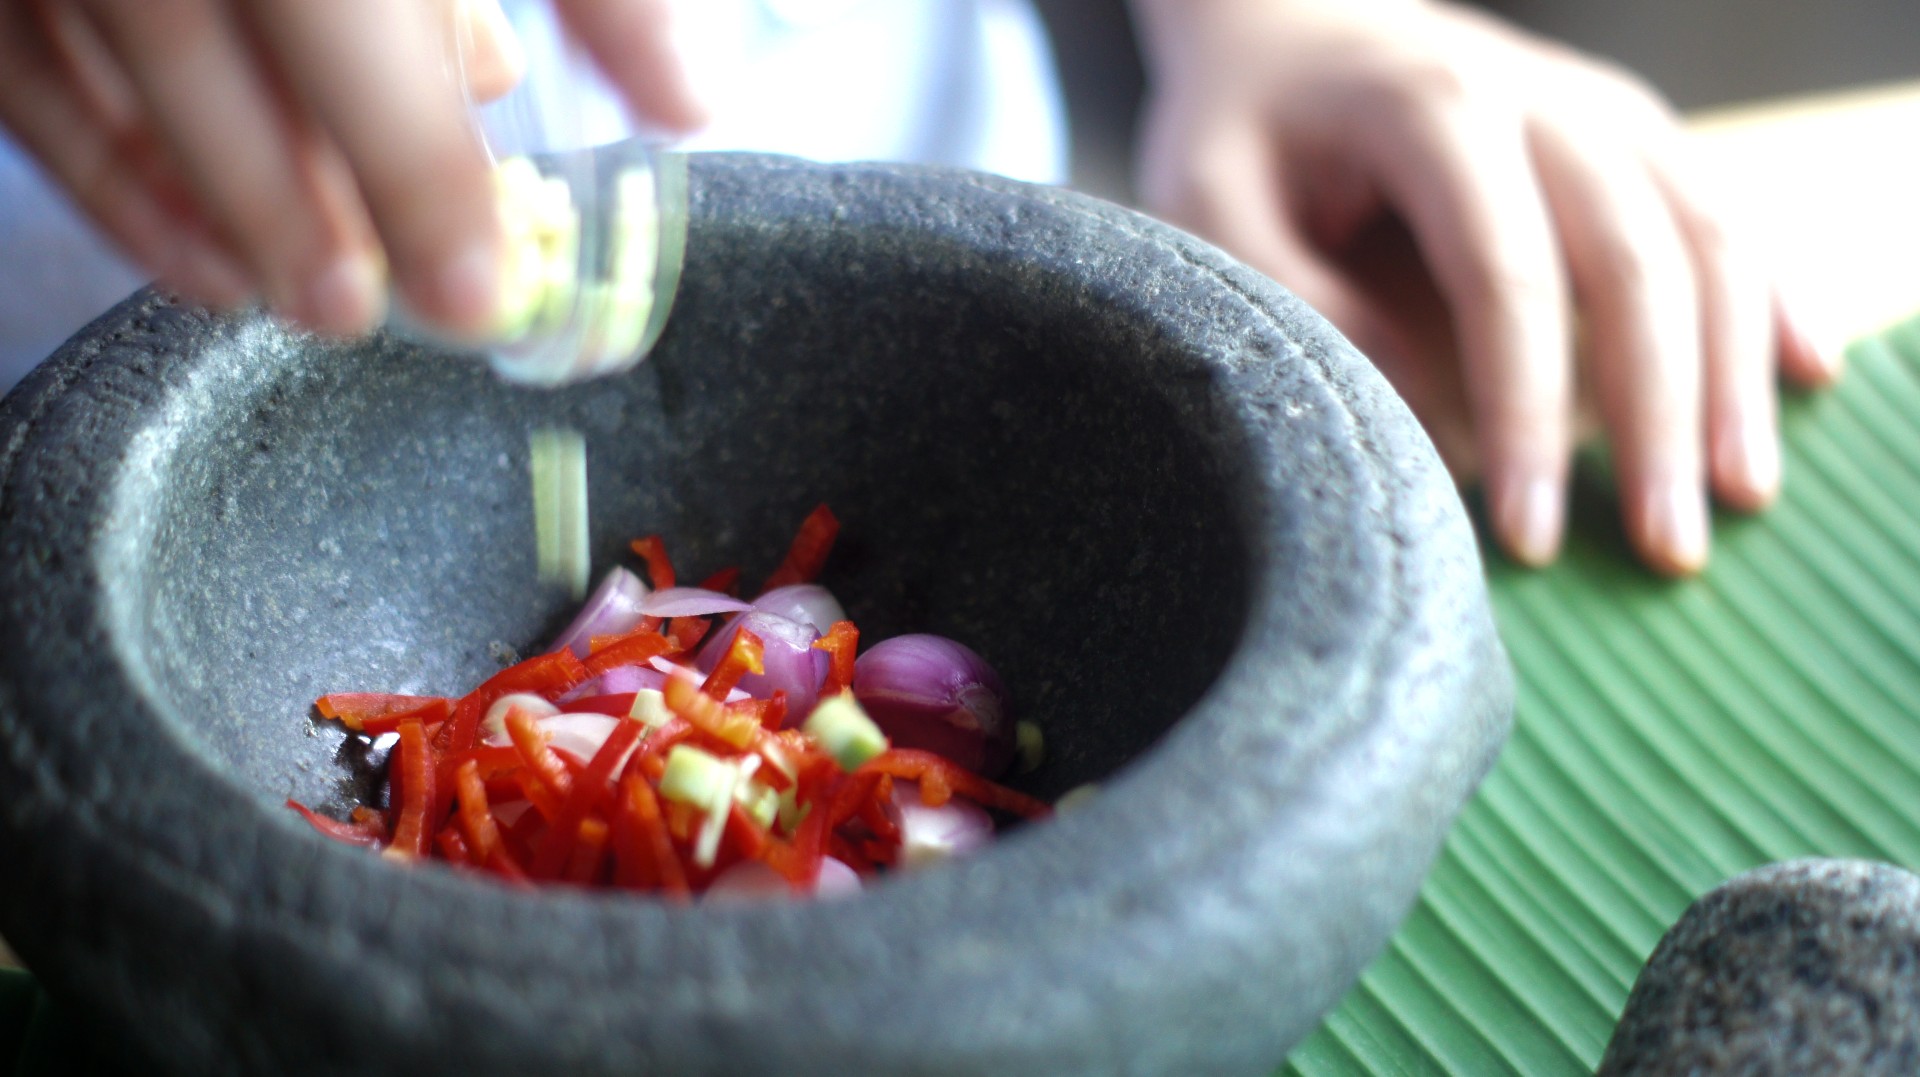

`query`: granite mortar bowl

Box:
[0,154,1511,1076]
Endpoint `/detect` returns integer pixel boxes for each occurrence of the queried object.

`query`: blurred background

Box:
[1035,0,1920,204]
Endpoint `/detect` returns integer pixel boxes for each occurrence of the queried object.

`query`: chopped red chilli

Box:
[289,505,1047,897]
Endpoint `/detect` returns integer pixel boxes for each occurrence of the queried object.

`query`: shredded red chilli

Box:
[289,506,1048,899]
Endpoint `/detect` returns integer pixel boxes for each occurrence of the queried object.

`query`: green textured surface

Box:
[1284,313,1920,1075]
[9,318,1920,1074]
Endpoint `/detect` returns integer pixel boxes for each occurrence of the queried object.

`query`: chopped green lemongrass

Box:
[485,156,662,375]
[736,755,762,783]
[571,280,615,367]
[495,155,543,198]
[1055,784,1099,813]
[802,693,889,771]
[489,156,554,342]
[576,279,652,372]
[691,755,757,868]
[529,428,589,598]
[494,231,547,341]
[533,201,581,337]
[775,787,809,834]
[659,744,735,809]
[635,152,687,359]
[616,167,656,235]
[516,171,578,337]
[592,279,652,368]
[736,773,780,831]
[495,160,542,250]
[567,167,660,368]
[493,157,544,233]
[613,168,660,291]
[757,737,796,781]
[629,687,670,729]
[1015,720,1045,773]
[533,174,575,238]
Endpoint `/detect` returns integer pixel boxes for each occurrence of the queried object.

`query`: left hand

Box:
[1129,0,1837,575]
[0,0,703,341]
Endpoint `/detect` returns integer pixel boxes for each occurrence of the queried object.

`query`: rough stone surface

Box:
[0,154,1511,1075]
[1600,859,1920,1076]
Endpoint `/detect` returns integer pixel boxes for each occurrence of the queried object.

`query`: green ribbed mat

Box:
[10,319,1920,1074]
[1284,313,1920,1075]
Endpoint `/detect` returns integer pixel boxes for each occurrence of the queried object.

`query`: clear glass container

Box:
[400,0,689,387]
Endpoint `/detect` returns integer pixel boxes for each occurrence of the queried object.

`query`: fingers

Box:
[1138,116,1370,326]
[247,0,497,336]
[456,0,526,103]
[8,0,700,343]
[1138,110,1481,477]
[1774,289,1843,388]
[1648,151,1779,514]
[0,1,249,306]
[1367,96,1572,567]
[1331,212,1483,478]
[553,0,707,132]
[78,0,380,334]
[1534,121,1707,575]
[1126,2,1836,577]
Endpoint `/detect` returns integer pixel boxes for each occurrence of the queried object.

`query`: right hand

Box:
[0,0,704,339]
[1130,0,1837,575]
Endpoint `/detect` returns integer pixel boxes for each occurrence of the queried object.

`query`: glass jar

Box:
[397,0,689,387]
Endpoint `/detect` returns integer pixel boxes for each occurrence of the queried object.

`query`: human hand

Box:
[1130,0,1838,575]
[0,0,703,341]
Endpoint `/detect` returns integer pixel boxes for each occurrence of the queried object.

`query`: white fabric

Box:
[489,0,1066,183]
[665,0,1067,184]
[0,0,1067,387]
[0,150,148,388]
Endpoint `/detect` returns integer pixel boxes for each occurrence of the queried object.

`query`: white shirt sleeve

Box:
[504,0,1069,184]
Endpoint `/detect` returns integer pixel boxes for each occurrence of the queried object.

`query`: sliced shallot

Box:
[563,663,669,702]
[853,635,1014,777]
[636,587,754,619]
[891,780,994,869]
[697,611,828,722]
[704,857,862,901]
[751,583,846,635]
[481,692,560,745]
[547,567,651,658]
[539,712,630,767]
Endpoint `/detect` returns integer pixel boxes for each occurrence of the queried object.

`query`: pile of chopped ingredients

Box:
[288,506,1049,900]
[492,155,658,363]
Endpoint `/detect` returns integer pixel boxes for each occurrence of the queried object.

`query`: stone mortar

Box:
[1600,858,1920,1076]
[0,154,1511,1075]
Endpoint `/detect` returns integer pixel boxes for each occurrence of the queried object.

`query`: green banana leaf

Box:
[1284,313,1920,1075]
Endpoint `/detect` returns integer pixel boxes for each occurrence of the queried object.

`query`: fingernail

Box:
[303,254,386,336]
[1714,411,1780,509]
[471,0,525,82]
[1779,294,1845,381]
[455,0,527,101]
[266,273,306,328]
[1496,473,1564,567]
[1802,316,1846,380]
[424,240,500,341]
[1644,479,1709,576]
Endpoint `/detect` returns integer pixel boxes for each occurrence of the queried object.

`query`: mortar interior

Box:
[98,222,1259,837]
